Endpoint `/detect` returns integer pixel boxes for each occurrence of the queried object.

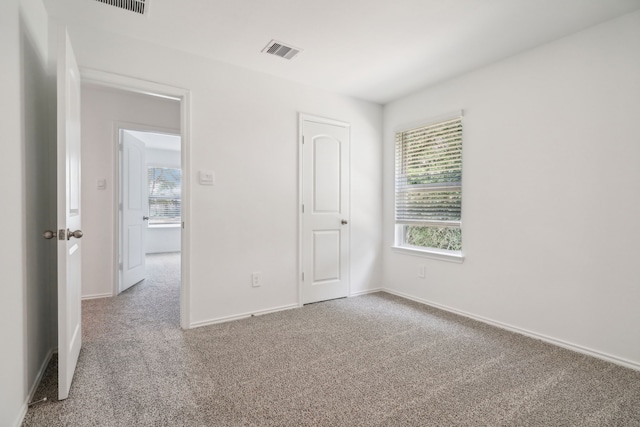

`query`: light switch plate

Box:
[199,170,215,185]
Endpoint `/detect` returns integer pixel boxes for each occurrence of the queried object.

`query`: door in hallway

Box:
[120,131,147,292]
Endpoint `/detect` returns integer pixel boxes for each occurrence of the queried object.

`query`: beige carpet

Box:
[24,253,640,426]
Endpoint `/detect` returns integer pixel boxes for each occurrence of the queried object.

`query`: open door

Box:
[57,28,83,400]
[120,131,147,292]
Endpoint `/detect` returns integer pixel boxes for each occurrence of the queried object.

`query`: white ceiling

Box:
[125,130,180,151]
[43,0,640,104]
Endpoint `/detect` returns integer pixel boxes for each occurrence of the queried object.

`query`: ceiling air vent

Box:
[94,0,148,15]
[262,40,302,60]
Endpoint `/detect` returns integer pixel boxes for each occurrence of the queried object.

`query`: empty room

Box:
[2,0,640,425]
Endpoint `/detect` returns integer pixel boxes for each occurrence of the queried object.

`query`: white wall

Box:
[1,0,53,425]
[20,0,56,411]
[66,27,383,324]
[81,85,180,298]
[146,146,181,254]
[0,3,26,425]
[383,10,640,367]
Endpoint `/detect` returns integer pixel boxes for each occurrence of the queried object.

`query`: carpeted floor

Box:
[24,252,640,426]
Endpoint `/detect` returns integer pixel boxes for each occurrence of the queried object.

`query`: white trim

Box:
[297,114,304,308]
[81,292,113,301]
[190,303,299,329]
[298,113,352,307]
[81,68,181,101]
[79,68,192,330]
[148,223,181,229]
[350,288,384,297]
[299,113,350,128]
[381,288,640,372]
[391,246,464,263]
[27,348,54,404]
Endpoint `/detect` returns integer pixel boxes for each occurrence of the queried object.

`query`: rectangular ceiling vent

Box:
[94,0,147,15]
[262,40,302,60]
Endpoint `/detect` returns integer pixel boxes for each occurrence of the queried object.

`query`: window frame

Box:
[147,165,182,227]
[392,111,464,263]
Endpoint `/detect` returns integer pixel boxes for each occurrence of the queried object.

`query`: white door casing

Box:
[57,28,82,401]
[301,116,350,304]
[120,131,147,292]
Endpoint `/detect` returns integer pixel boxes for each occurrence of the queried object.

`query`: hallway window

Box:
[148,167,182,225]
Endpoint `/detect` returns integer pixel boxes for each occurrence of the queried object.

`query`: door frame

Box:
[114,122,181,295]
[297,113,351,307]
[81,68,192,329]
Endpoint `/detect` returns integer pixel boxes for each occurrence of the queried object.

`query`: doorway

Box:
[81,69,191,329]
[118,129,182,294]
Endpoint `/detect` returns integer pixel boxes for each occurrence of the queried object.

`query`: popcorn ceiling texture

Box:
[24,253,640,426]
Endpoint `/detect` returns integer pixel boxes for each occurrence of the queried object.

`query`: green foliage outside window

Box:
[405,226,462,251]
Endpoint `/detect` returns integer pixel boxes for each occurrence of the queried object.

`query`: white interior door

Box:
[301,116,350,304]
[120,131,147,292]
[57,28,82,401]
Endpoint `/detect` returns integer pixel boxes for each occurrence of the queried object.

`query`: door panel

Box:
[57,28,82,401]
[313,230,341,283]
[301,118,350,304]
[313,137,341,213]
[121,131,147,292]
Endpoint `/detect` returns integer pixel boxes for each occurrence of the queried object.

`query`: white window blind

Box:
[147,167,181,225]
[395,117,463,227]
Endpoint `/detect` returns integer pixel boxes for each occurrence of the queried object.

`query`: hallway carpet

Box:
[24,253,640,426]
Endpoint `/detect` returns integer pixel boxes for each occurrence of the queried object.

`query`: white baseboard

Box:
[350,288,383,297]
[81,292,112,300]
[381,288,640,372]
[17,346,55,427]
[190,303,299,329]
[27,347,54,403]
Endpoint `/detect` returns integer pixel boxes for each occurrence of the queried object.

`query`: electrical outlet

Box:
[418,265,426,279]
[252,272,262,287]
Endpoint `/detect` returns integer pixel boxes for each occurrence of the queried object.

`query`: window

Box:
[395,115,463,255]
[147,166,181,225]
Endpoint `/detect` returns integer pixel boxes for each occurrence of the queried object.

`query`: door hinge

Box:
[302,136,305,144]
[119,262,123,270]
[302,204,305,213]
[302,272,305,281]
[119,203,123,211]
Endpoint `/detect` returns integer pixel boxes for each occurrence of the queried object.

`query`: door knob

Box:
[43,230,57,239]
[341,219,348,225]
[143,216,150,221]
[67,229,83,240]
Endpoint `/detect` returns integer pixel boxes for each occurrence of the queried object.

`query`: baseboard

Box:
[27,347,54,403]
[81,292,112,300]
[350,288,383,297]
[190,303,299,329]
[381,288,640,372]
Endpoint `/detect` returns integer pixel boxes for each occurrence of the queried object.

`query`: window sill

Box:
[148,223,181,229]
[391,246,464,263]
